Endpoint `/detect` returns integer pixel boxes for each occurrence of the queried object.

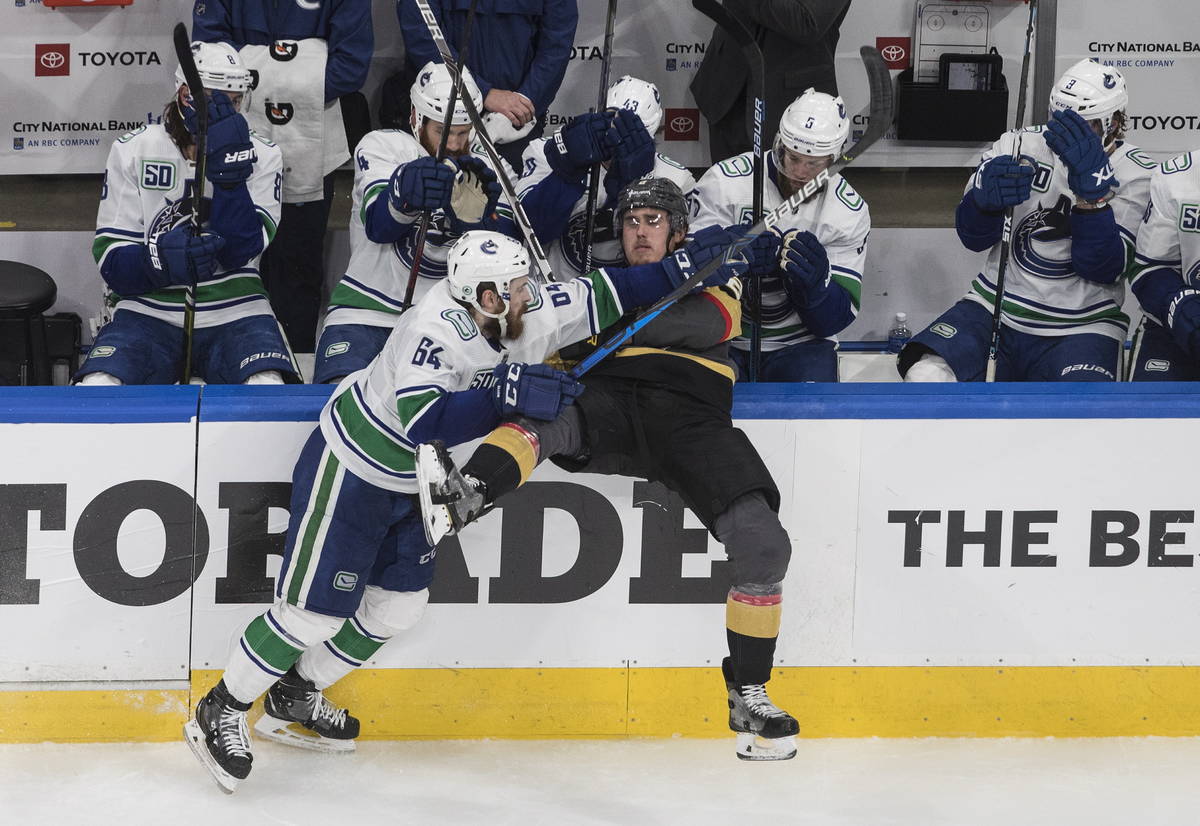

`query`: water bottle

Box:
[887,312,911,354]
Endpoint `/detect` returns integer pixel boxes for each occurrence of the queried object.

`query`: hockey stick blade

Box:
[409,0,554,282]
[570,46,894,379]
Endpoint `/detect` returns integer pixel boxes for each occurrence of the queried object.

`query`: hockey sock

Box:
[223,610,306,704]
[725,587,782,686]
[296,617,390,690]
[462,422,542,498]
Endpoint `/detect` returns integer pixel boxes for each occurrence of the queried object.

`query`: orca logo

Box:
[1103,73,1116,89]
[265,100,294,125]
[480,239,499,254]
[247,69,260,91]
[420,70,432,87]
[837,101,847,119]
[270,41,298,62]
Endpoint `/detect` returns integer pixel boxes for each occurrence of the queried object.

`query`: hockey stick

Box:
[581,0,618,274]
[401,0,479,312]
[570,46,894,380]
[985,0,1038,383]
[410,0,554,282]
[172,23,206,384]
[692,0,765,381]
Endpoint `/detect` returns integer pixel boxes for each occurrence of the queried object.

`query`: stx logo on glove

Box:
[223,148,256,164]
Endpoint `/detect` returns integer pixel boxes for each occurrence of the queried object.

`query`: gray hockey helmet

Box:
[613,175,689,235]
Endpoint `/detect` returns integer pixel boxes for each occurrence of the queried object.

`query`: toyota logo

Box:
[881,44,906,63]
[40,51,65,69]
[670,115,694,133]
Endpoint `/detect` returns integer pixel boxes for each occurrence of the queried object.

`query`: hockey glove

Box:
[603,108,657,203]
[144,224,225,288]
[390,156,456,216]
[448,156,502,233]
[1167,289,1200,361]
[544,112,614,181]
[743,226,783,276]
[1044,109,1119,202]
[205,91,256,186]
[661,225,750,290]
[974,156,1035,212]
[780,229,831,304]
[491,362,584,421]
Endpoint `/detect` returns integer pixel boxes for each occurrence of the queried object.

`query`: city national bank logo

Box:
[664,107,699,142]
[876,37,911,70]
[35,43,69,77]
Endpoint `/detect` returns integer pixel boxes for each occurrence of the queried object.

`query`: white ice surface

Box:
[2,737,1197,825]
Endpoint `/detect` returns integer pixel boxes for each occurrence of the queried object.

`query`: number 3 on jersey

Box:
[411,336,444,368]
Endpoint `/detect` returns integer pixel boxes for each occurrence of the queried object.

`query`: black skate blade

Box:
[254,713,355,754]
[734,732,797,761]
[183,719,241,793]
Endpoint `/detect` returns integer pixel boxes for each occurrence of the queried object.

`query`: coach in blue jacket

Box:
[398,0,578,169]
[194,0,373,354]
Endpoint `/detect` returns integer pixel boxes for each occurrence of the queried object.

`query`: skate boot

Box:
[255,665,361,753]
[183,679,254,793]
[415,440,490,545]
[723,658,799,761]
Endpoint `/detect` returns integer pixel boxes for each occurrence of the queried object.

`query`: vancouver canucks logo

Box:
[270,41,298,61]
[480,238,499,254]
[837,101,846,119]
[1187,260,1200,288]
[1013,194,1075,278]
[147,191,197,249]
[1103,72,1116,89]
[562,208,621,273]
[420,70,433,88]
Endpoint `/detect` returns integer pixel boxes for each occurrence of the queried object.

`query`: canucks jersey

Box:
[319,271,627,493]
[324,130,517,328]
[690,152,870,351]
[516,138,696,279]
[1130,151,1200,327]
[962,128,1155,340]
[92,123,282,328]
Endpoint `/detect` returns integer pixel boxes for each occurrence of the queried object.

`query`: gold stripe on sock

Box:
[482,423,540,485]
[726,594,782,639]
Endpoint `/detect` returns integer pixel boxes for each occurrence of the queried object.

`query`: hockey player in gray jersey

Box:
[78,42,296,385]
[184,228,748,792]
[900,59,1154,382]
[516,75,696,280]
[313,62,509,383]
[1127,150,1200,380]
[691,88,870,382]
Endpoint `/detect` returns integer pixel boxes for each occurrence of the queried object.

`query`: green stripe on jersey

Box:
[831,272,862,310]
[971,281,1129,326]
[395,388,441,428]
[129,275,268,306]
[242,614,304,672]
[92,234,133,265]
[329,281,399,314]
[287,449,342,605]
[332,389,417,474]
[580,270,625,329]
[360,183,388,225]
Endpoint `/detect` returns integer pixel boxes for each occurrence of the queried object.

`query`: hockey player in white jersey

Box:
[516,75,696,279]
[900,59,1154,382]
[313,62,509,383]
[78,42,296,385]
[1127,151,1200,380]
[691,88,870,382]
[184,228,748,792]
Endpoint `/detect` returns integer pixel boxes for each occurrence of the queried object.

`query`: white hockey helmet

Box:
[446,231,531,331]
[775,88,849,159]
[411,60,483,131]
[607,75,663,135]
[1049,58,1128,147]
[174,41,253,97]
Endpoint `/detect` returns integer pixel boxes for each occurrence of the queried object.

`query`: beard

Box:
[479,302,527,341]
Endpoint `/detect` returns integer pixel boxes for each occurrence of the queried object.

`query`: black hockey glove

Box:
[490,362,584,420]
[603,108,656,203]
[1044,109,1119,202]
[390,156,456,215]
[544,112,614,181]
[205,91,256,187]
[144,223,225,288]
[780,229,831,305]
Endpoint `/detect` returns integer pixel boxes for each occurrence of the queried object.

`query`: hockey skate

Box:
[723,658,799,761]
[415,440,489,545]
[254,665,360,754]
[183,680,254,793]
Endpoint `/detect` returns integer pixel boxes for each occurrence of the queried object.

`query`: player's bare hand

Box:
[485,89,535,127]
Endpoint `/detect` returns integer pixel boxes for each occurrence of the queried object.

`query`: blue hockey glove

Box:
[144,224,225,288]
[779,229,831,303]
[1044,109,1119,202]
[389,155,456,215]
[1167,289,1200,360]
[603,108,656,202]
[974,156,1034,212]
[205,91,256,186]
[742,226,783,276]
[491,362,584,420]
[661,225,750,290]
[447,156,502,233]
[544,112,614,181]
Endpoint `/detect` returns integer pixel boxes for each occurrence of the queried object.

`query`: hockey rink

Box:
[3,736,1199,824]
